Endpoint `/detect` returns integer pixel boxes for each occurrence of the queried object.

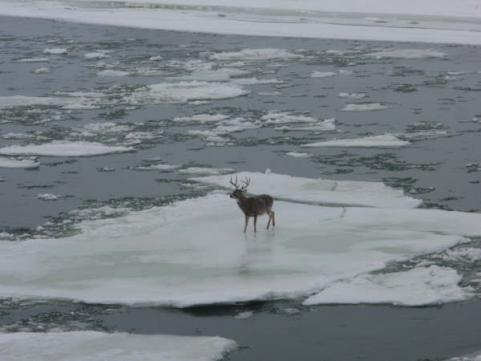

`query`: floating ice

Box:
[210,48,301,61]
[0,331,237,361]
[338,92,367,99]
[97,69,129,77]
[192,171,421,208]
[178,167,235,175]
[234,311,254,320]
[1,191,480,306]
[0,157,39,169]
[445,350,481,361]
[128,81,248,104]
[275,118,336,132]
[134,164,181,171]
[17,57,49,63]
[37,193,60,201]
[33,67,49,74]
[365,48,447,59]
[434,247,481,263]
[0,141,133,157]
[311,71,337,78]
[231,78,282,85]
[173,114,229,124]
[340,102,389,111]
[261,111,319,125]
[401,130,448,141]
[43,47,67,55]
[286,152,312,158]
[304,266,471,306]
[302,134,409,148]
[84,51,109,59]
[0,95,65,109]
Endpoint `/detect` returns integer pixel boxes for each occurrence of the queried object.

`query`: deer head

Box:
[229,176,250,199]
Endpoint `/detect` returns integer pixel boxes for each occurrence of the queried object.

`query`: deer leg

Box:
[272,211,276,227]
[267,211,272,229]
[244,216,249,233]
[254,215,257,233]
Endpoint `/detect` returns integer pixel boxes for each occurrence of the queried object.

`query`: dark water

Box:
[1,16,481,361]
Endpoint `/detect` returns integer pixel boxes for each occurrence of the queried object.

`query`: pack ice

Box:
[0,331,236,361]
[0,171,480,307]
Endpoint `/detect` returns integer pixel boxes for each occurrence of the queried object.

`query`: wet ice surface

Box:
[0,331,237,361]
[1,15,481,361]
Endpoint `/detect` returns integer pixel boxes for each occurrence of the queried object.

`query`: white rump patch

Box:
[0,141,133,157]
[0,331,237,361]
[302,134,409,148]
[304,266,470,306]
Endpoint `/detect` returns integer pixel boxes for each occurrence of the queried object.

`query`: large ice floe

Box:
[1,0,481,45]
[0,157,39,169]
[1,171,481,307]
[0,331,236,361]
[446,350,481,361]
[127,81,248,104]
[0,141,133,157]
[302,134,409,148]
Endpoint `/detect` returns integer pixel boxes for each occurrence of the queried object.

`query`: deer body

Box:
[229,177,276,232]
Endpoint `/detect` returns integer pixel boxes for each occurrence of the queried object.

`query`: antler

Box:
[240,177,250,191]
[229,176,240,189]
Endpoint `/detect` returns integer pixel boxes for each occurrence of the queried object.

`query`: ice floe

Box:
[338,92,367,99]
[311,71,337,78]
[32,67,49,74]
[1,189,480,306]
[84,51,110,59]
[365,48,447,59]
[37,193,60,201]
[0,157,39,169]
[275,118,336,132]
[0,141,133,157]
[134,163,181,171]
[210,48,301,61]
[340,102,389,111]
[178,167,234,175]
[0,331,237,361]
[17,57,49,63]
[303,265,470,306]
[302,134,409,148]
[173,113,230,124]
[192,171,421,208]
[42,47,67,55]
[286,152,312,158]
[97,69,129,77]
[0,95,65,109]
[128,81,248,104]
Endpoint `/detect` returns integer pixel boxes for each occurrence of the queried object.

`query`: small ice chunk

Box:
[283,307,300,315]
[365,49,447,59]
[210,48,301,61]
[17,57,49,63]
[37,193,60,201]
[341,103,388,111]
[43,48,67,55]
[0,141,133,157]
[286,152,312,158]
[262,111,319,124]
[149,55,163,61]
[338,92,367,99]
[97,69,129,77]
[173,114,229,124]
[445,350,481,361]
[33,67,50,74]
[275,118,336,132]
[401,130,448,141]
[302,134,409,148]
[0,331,237,361]
[134,164,181,171]
[304,266,470,306]
[231,78,282,85]
[0,157,39,169]
[311,71,337,78]
[84,51,109,59]
[234,311,254,319]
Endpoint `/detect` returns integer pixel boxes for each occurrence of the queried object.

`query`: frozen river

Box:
[1,15,481,361]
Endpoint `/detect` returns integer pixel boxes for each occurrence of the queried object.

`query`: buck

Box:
[229,177,276,232]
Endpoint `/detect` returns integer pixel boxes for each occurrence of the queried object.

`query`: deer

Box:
[229,176,275,233]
